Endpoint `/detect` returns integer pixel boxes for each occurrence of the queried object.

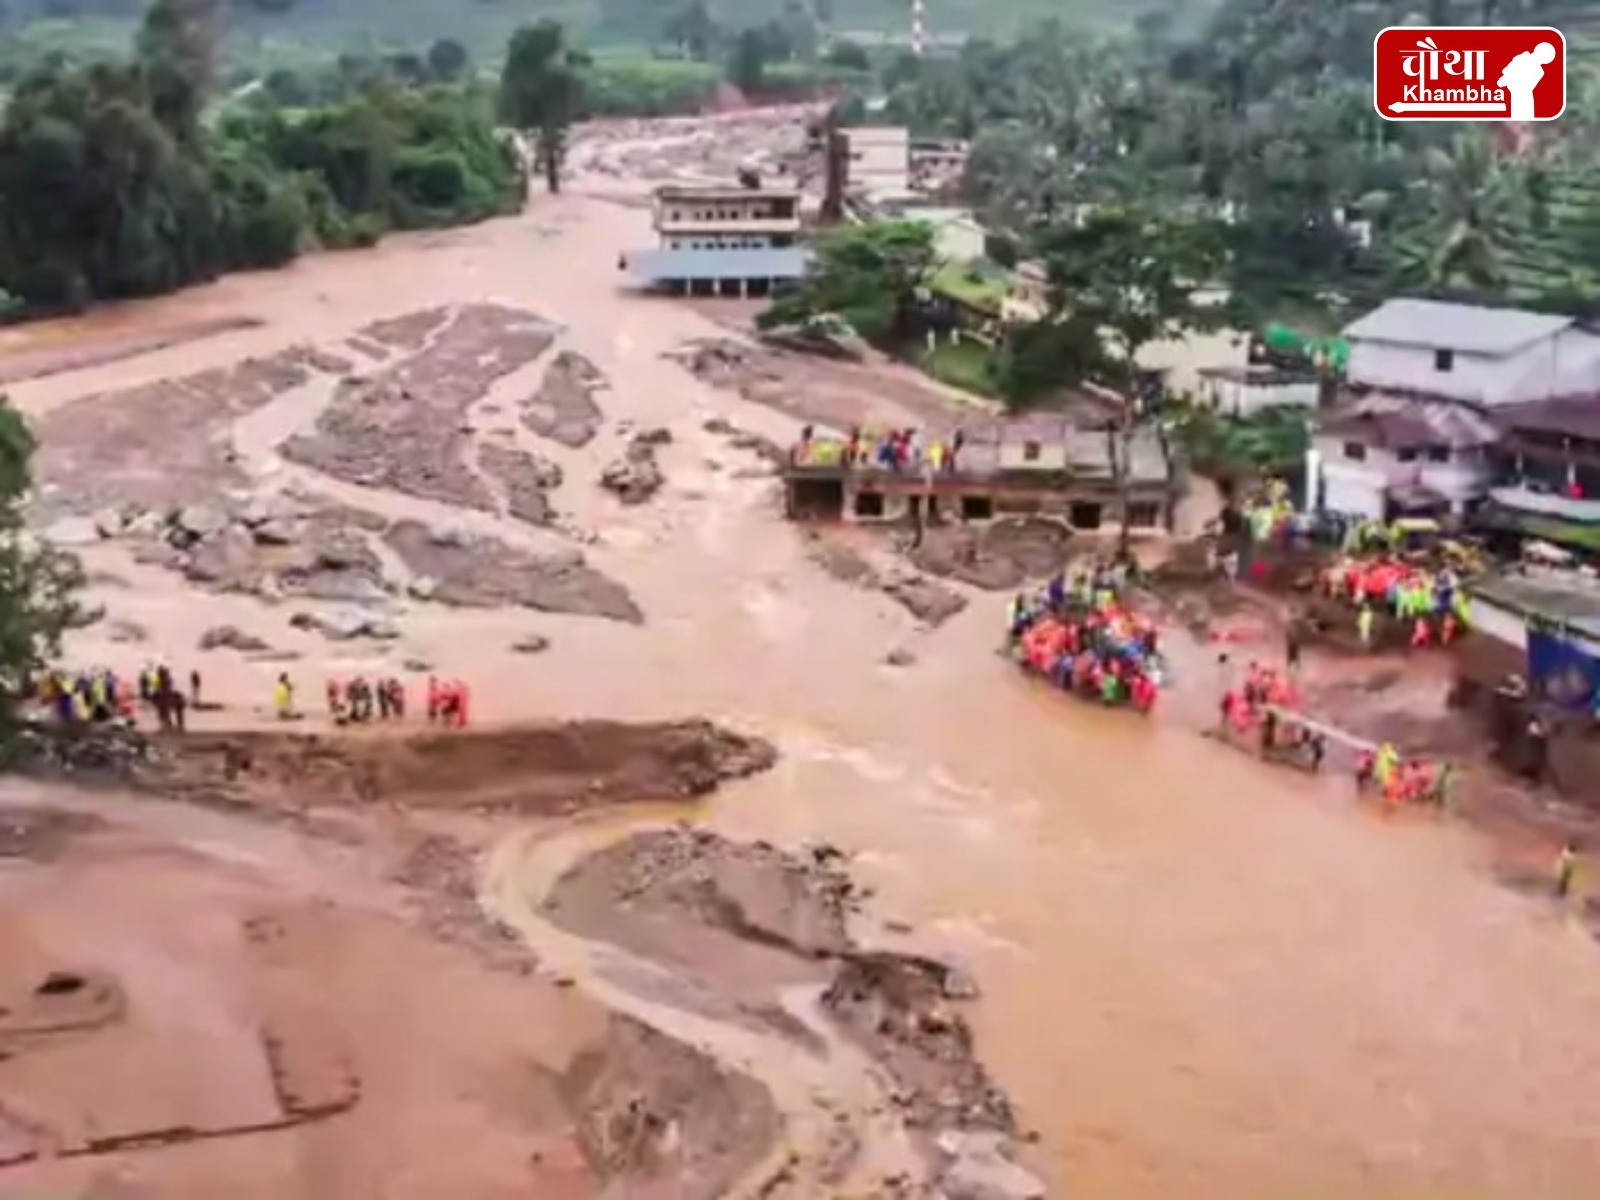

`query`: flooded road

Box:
[8,116,1600,1198]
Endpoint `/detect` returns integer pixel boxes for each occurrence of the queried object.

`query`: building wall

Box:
[662,233,784,249]
[842,127,909,196]
[1313,434,1492,517]
[996,439,1071,470]
[655,196,799,226]
[1346,330,1600,406]
[1199,376,1319,417]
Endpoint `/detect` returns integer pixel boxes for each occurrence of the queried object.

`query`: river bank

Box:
[2,106,1600,1198]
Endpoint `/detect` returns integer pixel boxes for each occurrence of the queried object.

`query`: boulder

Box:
[599,451,665,505]
[633,425,673,447]
[289,608,399,641]
[44,516,101,548]
[173,503,228,541]
[937,1132,1046,1200]
[884,647,917,667]
[511,634,551,654]
[250,519,298,546]
[198,625,271,653]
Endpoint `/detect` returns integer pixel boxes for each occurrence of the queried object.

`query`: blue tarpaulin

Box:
[1527,627,1600,711]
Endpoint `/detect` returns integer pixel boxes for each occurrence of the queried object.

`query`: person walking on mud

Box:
[1556,841,1580,900]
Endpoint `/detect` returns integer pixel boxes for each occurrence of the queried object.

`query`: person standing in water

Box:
[1556,841,1579,900]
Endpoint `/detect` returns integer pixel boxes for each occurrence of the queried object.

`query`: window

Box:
[1126,502,1161,529]
[1343,441,1368,461]
[1069,501,1103,530]
[1434,348,1454,372]
[1425,444,1451,463]
[1022,440,1043,462]
[1397,447,1418,463]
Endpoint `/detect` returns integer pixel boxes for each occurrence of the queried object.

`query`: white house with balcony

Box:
[1310,299,1600,519]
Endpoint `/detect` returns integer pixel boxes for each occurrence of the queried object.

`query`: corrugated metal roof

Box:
[1342,298,1572,356]
[1318,390,1498,448]
[627,247,810,284]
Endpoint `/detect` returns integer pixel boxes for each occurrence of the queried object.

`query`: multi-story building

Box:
[625,183,809,297]
[1311,298,1600,519]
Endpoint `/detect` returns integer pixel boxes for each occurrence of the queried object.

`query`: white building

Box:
[837,126,911,200]
[1313,393,1499,519]
[1311,298,1600,520]
[1343,298,1600,406]
[1195,365,1320,417]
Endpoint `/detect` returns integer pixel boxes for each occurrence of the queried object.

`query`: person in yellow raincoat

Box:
[273,673,295,720]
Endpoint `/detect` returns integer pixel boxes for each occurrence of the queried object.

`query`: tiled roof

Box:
[627,246,811,283]
[1493,394,1600,441]
[1342,298,1572,356]
[1318,391,1498,449]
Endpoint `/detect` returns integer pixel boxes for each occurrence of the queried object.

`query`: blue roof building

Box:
[623,182,810,297]
[625,246,811,296]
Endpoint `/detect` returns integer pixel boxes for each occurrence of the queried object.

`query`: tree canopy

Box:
[498,19,589,193]
[760,219,939,345]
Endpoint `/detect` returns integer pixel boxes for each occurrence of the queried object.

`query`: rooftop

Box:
[1342,298,1573,357]
[1318,390,1498,448]
[654,184,801,202]
[1468,570,1600,633]
[627,246,811,284]
[1494,394,1600,441]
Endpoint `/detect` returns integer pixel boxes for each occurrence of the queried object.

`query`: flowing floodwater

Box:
[9,124,1600,1197]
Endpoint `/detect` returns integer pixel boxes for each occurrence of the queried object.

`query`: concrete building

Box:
[1343,298,1600,407]
[834,126,911,201]
[1312,392,1498,520]
[783,417,1177,533]
[1195,365,1319,418]
[1310,298,1600,520]
[626,183,809,296]
[1474,393,1600,550]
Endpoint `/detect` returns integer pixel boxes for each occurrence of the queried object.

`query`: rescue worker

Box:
[385,678,406,720]
[1357,604,1375,650]
[377,677,393,720]
[190,669,202,709]
[426,675,442,723]
[326,678,344,722]
[273,673,294,721]
[1556,841,1579,899]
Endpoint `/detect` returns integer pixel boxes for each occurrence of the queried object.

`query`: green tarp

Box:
[1262,323,1348,372]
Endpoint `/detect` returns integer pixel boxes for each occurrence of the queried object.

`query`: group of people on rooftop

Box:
[793,425,968,473]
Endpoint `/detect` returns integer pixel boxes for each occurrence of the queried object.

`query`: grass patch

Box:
[918,336,1000,397]
[929,262,1007,314]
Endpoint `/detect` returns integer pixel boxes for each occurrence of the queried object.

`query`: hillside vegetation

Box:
[0,0,1208,67]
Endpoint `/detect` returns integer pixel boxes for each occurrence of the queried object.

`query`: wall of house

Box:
[843,128,910,195]
[661,233,782,249]
[656,197,798,225]
[1346,330,1600,406]
[1200,376,1319,417]
[996,440,1070,470]
[1312,434,1491,517]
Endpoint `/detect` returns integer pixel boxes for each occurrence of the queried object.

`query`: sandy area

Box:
[2,104,1600,1200]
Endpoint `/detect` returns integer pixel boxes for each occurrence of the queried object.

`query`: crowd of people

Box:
[793,425,968,473]
[1219,662,1327,769]
[32,664,198,731]
[1319,556,1471,649]
[1355,741,1453,808]
[1005,566,1165,713]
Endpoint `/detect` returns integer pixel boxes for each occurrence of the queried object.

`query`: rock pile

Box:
[599,430,667,505]
[383,519,643,623]
[282,304,558,511]
[476,442,562,525]
[806,537,968,627]
[522,350,606,448]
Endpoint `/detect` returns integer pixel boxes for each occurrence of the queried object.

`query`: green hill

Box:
[0,0,1199,71]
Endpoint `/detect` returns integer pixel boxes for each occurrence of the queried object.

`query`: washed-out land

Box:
[0,106,1599,1200]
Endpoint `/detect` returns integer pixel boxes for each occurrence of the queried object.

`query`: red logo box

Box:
[1374,26,1566,121]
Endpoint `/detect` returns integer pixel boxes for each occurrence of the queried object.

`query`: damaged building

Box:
[782,417,1179,535]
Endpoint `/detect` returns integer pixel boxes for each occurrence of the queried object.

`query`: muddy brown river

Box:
[8,115,1600,1197]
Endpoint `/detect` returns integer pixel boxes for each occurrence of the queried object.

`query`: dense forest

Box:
[0,0,526,312]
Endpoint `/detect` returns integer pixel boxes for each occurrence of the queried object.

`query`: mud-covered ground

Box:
[0,721,794,1198]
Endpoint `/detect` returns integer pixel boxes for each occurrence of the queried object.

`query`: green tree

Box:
[664,0,718,61]
[427,38,469,83]
[498,20,588,194]
[1032,204,1222,549]
[0,398,83,719]
[759,219,936,345]
[728,28,769,94]
[135,0,219,141]
[825,39,869,72]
